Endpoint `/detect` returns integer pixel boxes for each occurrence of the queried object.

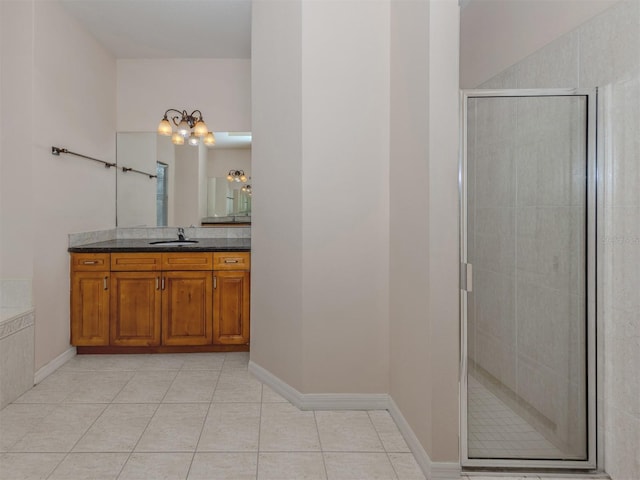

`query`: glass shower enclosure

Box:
[460,89,598,469]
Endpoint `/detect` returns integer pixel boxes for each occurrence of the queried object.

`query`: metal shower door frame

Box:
[459,88,599,470]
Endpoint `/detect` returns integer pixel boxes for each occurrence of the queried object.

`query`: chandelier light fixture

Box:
[157,109,216,147]
[227,170,247,183]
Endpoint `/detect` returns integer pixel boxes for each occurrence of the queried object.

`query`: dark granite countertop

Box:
[68,238,251,253]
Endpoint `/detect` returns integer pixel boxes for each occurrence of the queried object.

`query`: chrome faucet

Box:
[177,227,186,241]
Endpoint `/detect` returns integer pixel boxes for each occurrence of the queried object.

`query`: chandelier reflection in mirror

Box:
[227,170,247,183]
[242,184,252,196]
[157,109,216,147]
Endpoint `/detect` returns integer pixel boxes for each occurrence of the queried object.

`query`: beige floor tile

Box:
[118,452,193,480]
[261,385,290,403]
[212,370,263,403]
[0,354,426,480]
[188,452,257,480]
[113,370,178,403]
[73,403,157,452]
[0,453,64,480]
[258,452,327,480]
[388,453,426,480]
[316,411,384,452]
[197,403,260,452]
[180,352,226,371]
[10,404,107,453]
[48,452,128,480]
[0,404,56,452]
[12,370,82,404]
[222,352,250,370]
[163,370,219,403]
[138,353,187,371]
[323,452,397,480]
[64,371,134,404]
[60,354,146,371]
[135,403,209,452]
[368,411,410,452]
[259,403,321,452]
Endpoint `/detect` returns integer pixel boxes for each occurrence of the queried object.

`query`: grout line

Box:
[368,411,400,480]
[313,410,330,480]
[4,353,427,479]
[114,367,178,478]
[255,382,264,479]
[187,400,214,479]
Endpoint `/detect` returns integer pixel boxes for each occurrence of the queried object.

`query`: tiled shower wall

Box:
[475,1,639,477]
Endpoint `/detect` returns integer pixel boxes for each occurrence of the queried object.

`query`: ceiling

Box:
[59,0,251,59]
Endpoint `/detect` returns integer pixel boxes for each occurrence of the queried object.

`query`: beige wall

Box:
[32,0,117,369]
[116,132,157,227]
[207,149,251,179]
[251,0,304,391]
[460,0,620,88]
[300,0,390,394]
[172,143,200,227]
[1,1,34,282]
[253,0,461,465]
[252,0,391,394]
[389,0,433,457]
[1,0,118,370]
[116,59,251,132]
[389,0,460,464]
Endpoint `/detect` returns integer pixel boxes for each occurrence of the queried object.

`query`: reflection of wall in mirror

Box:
[116,132,157,227]
[207,148,251,178]
[206,147,251,217]
[117,132,204,227]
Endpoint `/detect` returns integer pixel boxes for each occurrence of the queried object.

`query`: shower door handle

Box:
[460,263,473,292]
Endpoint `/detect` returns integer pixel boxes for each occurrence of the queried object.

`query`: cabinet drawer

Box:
[71,253,110,271]
[162,253,213,271]
[111,253,162,271]
[213,252,251,270]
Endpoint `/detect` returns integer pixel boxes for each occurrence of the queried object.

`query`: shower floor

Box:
[467,375,564,459]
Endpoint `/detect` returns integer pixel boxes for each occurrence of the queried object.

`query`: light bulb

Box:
[157,117,172,136]
[188,133,200,146]
[177,119,190,137]
[227,174,233,182]
[240,174,247,182]
[193,120,208,137]
[203,132,216,146]
[171,132,184,145]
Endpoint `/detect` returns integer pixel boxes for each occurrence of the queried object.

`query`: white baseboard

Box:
[249,360,461,480]
[248,360,388,410]
[388,397,461,480]
[34,346,76,384]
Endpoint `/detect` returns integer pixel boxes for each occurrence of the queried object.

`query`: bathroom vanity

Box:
[68,239,250,353]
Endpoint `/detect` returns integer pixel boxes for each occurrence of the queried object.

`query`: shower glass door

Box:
[460,89,597,469]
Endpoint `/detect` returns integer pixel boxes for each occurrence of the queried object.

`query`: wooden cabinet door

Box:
[213,271,250,345]
[70,271,110,346]
[110,272,161,346]
[162,271,213,346]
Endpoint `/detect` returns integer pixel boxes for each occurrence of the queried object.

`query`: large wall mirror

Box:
[116,132,251,227]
